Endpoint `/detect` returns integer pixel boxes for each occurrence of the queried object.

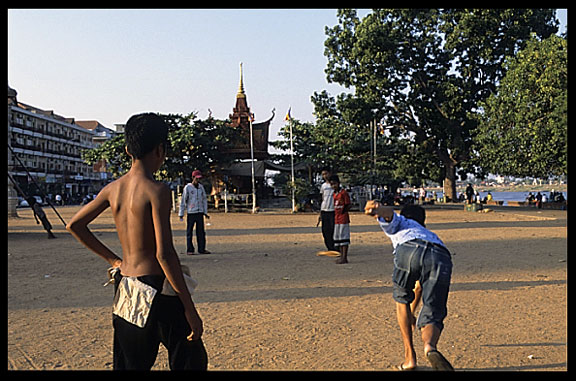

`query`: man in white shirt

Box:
[179,170,210,255]
[317,168,337,254]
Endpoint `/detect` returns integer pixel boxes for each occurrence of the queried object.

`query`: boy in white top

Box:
[317,168,339,256]
[365,200,454,371]
[179,170,210,255]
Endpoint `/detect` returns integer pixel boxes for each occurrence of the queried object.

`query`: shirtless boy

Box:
[67,113,207,370]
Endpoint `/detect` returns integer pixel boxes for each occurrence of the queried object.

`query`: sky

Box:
[8,9,568,144]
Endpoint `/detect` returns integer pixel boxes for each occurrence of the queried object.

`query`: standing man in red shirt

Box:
[329,175,351,264]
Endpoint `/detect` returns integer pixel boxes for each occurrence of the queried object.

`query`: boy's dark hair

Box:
[328,174,340,184]
[26,196,37,206]
[124,113,169,159]
[400,204,426,227]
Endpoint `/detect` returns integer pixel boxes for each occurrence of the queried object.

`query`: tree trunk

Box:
[436,145,460,202]
[443,168,457,202]
[440,153,458,202]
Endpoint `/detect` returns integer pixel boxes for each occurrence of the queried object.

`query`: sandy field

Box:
[7,204,567,371]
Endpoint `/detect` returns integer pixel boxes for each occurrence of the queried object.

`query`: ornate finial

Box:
[237,62,246,98]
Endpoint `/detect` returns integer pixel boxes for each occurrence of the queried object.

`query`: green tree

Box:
[271,93,383,184]
[322,9,558,200]
[82,112,241,182]
[474,34,567,178]
[162,112,241,180]
[271,91,420,193]
[82,133,129,179]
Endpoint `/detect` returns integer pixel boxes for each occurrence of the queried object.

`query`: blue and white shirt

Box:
[377,212,446,250]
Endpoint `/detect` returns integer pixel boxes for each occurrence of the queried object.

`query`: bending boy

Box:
[365,201,453,371]
[67,113,207,370]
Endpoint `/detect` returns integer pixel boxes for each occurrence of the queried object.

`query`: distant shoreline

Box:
[401,184,568,193]
[468,184,567,193]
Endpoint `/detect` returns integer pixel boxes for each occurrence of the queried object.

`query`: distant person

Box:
[179,170,211,255]
[66,113,208,370]
[317,167,338,256]
[536,192,543,209]
[330,174,351,264]
[458,192,465,203]
[55,194,62,206]
[365,200,454,371]
[28,197,56,239]
[465,184,474,204]
[550,190,557,202]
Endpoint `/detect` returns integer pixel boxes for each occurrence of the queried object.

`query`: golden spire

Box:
[237,62,246,98]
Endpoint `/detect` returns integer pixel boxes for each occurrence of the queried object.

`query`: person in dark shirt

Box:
[28,197,56,239]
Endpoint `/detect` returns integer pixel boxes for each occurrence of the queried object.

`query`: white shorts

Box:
[334,223,350,247]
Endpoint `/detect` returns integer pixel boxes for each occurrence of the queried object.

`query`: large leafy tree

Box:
[474,33,567,178]
[270,92,370,180]
[322,9,558,200]
[162,112,240,180]
[271,90,424,192]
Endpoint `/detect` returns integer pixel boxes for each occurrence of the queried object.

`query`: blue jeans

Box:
[393,239,452,331]
[186,213,206,253]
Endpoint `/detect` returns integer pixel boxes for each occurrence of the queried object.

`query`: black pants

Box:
[113,274,208,370]
[186,213,206,253]
[321,211,335,251]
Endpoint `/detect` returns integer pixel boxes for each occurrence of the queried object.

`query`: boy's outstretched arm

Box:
[151,184,203,341]
[364,200,394,222]
[66,186,122,268]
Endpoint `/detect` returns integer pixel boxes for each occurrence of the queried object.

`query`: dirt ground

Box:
[7,204,567,371]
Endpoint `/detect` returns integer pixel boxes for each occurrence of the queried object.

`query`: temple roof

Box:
[223,63,275,160]
[237,62,246,99]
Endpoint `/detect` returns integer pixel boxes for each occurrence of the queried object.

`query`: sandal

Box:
[426,350,454,371]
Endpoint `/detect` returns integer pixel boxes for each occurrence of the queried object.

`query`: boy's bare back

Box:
[67,161,176,279]
[105,169,168,277]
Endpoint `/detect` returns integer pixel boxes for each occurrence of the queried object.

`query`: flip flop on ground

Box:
[426,350,454,371]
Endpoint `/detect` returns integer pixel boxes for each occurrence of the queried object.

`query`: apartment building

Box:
[8,86,114,207]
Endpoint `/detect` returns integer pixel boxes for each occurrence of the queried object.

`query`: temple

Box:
[223,62,274,160]
[211,63,275,202]
[209,63,308,209]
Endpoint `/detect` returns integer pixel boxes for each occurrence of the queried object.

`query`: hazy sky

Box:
[8,9,567,142]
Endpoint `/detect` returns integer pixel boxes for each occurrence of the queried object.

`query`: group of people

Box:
[317,168,453,370]
[65,113,454,371]
[317,168,351,264]
[526,191,565,208]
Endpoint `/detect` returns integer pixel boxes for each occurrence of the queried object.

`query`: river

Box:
[433,190,568,205]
